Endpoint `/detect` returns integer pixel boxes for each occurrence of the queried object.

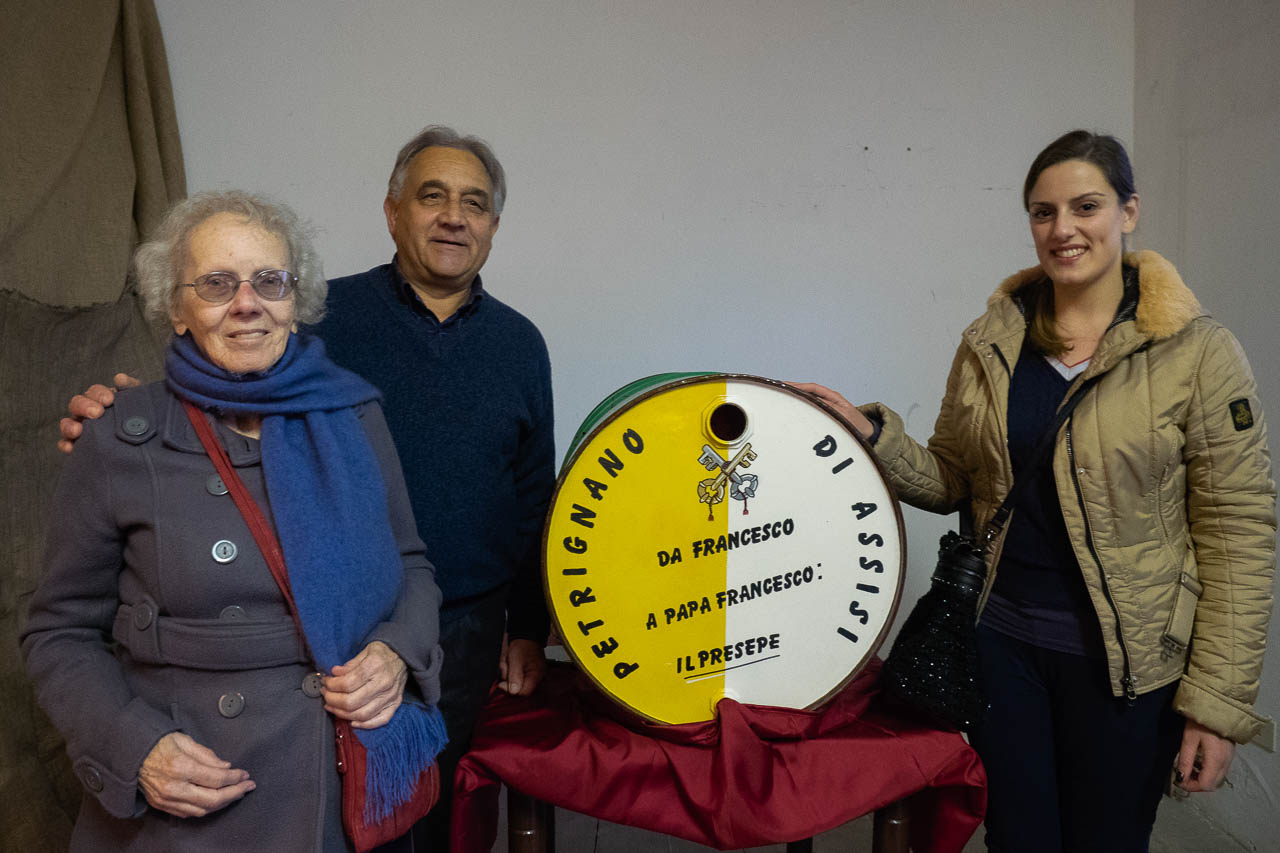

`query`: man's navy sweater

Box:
[311,262,553,640]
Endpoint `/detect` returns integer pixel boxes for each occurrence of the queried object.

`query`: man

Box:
[59,126,554,849]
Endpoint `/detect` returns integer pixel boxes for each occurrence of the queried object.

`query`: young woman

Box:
[797,130,1274,851]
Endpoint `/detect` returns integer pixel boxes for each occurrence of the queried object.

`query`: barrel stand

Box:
[506,787,913,853]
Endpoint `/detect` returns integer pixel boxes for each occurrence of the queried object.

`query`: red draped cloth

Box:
[452,659,985,852]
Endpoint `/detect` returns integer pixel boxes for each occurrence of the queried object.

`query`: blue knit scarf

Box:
[166,332,447,821]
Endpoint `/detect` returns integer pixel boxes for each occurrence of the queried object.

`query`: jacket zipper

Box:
[1066,421,1137,699]
[1155,462,1172,548]
[974,340,1014,614]
[990,343,1013,483]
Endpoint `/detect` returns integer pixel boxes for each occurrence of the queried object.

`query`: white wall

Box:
[1135,2,1280,850]
[152,0,1280,845]
[153,0,1135,645]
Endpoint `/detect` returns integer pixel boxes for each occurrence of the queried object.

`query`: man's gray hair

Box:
[386,125,507,215]
[134,190,326,328]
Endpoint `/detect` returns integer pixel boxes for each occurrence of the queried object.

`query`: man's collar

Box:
[390,255,485,322]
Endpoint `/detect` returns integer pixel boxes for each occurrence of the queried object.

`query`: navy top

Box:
[982,336,1104,657]
[981,268,1140,657]
[998,337,1089,605]
[310,261,554,640]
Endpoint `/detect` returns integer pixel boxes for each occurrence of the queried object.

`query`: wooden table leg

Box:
[508,787,554,853]
[872,797,911,853]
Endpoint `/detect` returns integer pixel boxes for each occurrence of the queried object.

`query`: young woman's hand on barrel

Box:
[789,383,874,439]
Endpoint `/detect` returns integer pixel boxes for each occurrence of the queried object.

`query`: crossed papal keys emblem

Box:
[696,443,759,519]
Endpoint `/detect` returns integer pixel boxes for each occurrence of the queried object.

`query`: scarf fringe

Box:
[359,703,449,823]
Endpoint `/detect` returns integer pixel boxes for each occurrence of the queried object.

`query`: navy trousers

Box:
[410,586,510,852]
[969,624,1184,853]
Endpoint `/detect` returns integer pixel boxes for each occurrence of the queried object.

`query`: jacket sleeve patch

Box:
[1229,398,1255,431]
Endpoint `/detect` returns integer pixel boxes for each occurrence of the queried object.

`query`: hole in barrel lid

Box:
[708,403,748,442]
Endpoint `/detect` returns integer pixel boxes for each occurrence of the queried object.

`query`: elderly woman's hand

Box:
[139,732,255,818]
[322,641,409,730]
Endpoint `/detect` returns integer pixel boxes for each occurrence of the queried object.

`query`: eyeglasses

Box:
[181,270,298,304]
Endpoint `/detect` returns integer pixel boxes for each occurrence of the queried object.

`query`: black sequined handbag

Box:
[881,529,987,730]
[881,375,1099,732]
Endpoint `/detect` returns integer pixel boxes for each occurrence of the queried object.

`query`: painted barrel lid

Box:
[543,374,906,724]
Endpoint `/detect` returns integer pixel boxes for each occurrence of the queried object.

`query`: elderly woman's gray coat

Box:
[22,382,444,852]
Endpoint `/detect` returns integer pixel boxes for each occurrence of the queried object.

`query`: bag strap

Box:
[982,374,1100,548]
[181,400,310,649]
[181,402,365,788]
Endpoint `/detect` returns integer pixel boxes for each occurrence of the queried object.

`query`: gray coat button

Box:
[206,475,229,496]
[132,602,154,630]
[81,766,104,792]
[302,673,324,698]
[218,692,245,718]
[212,540,238,563]
[219,605,247,620]
[122,416,149,436]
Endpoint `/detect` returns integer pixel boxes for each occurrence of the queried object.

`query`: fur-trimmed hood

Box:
[989,249,1205,341]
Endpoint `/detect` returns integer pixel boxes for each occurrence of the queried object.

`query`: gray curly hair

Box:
[386,125,507,215]
[134,191,326,327]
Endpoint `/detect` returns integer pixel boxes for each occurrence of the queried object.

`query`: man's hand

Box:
[498,638,547,696]
[788,382,875,439]
[1175,719,1236,793]
[322,641,409,729]
[139,731,255,818]
[58,373,143,453]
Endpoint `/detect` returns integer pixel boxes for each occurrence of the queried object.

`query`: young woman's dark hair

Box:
[1022,130,1136,210]
[1021,130,1137,356]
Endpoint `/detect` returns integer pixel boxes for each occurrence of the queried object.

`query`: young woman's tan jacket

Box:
[863,250,1275,746]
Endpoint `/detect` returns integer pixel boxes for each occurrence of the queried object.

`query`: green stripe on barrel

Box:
[562,372,712,469]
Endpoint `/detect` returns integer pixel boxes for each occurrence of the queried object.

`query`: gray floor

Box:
[483,787,1242,853]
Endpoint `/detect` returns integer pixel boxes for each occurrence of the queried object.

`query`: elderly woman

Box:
[22,191,445,852]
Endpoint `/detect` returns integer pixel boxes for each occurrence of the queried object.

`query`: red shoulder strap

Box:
[181,400,307,641]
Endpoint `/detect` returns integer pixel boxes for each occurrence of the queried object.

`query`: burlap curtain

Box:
[0,0,184,846]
